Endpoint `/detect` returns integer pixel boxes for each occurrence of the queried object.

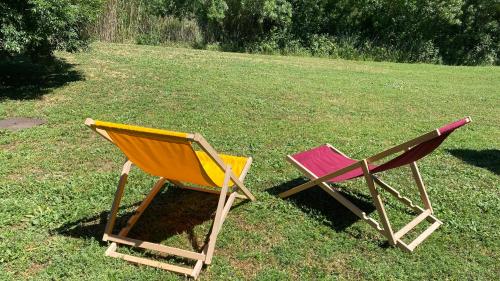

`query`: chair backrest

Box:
[92,120,222,187]
[371,117,471,173]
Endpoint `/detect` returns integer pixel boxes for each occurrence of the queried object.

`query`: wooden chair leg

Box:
[361,160,396,245]
[104,160,132,237]
[409,162,433,213]
[205,166,232,264]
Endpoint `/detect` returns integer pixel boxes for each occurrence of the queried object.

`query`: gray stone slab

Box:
[0,117,46,130]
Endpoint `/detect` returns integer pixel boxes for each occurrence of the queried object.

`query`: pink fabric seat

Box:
[291,118,470,183]
[291,145,377,183]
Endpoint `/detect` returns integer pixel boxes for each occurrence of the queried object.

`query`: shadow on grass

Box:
[0,56,83,101]
[447,149,500,175]
[268,178,376,232]
[54,186,247,251]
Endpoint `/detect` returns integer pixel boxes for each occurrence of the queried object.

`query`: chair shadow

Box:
[54,186,247,252]
[0,56,83,101]
[268,178,376,232]
[447,149,500,175]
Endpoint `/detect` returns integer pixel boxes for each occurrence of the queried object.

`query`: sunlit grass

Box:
[0,43,498,280]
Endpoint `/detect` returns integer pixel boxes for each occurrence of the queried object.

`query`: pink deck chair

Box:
[279,117,471,252]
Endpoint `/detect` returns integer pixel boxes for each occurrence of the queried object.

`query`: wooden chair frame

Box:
[279,130,445,252]
[85,119,255,279]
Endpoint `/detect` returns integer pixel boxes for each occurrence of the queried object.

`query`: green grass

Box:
[0,43,499,280]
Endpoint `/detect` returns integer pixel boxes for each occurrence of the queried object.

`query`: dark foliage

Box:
[0,0,102,59]
[92,0,500,65]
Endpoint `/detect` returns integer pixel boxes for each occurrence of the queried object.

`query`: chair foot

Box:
[105,236,207,279]
[395,220,442,252]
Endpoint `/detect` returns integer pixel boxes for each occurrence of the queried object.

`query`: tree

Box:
[0,0,103,59]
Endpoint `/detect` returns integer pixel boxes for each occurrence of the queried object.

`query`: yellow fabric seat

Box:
[195,151,249,187]
[91,120,250,188]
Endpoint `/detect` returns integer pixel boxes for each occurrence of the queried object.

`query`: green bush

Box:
[308,34,336,57]
[91,0,500,65]
[0,0,102,59]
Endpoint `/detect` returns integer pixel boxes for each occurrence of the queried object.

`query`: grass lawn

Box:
[0,43,499,280]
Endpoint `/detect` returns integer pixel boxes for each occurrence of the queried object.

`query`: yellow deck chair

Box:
[85,118,255,279]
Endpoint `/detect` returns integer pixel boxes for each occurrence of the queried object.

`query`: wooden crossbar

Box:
[106,247,194,275]
[371,174,443,251]
[406,221,442,251]
[366,130,440,163]
[394,209,431,240]
[104,234,205,260]
[397,221,442,252]
[372,176,423,213]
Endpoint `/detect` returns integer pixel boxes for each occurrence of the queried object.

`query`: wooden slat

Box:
[205,167,231,264]
[104,160,132,236]
[173,180,242,197]
[176,184,247,200]
[105,242,117,256]
[168,179,187,188]
[233,192,247,199]
[406,221,442,251]
[105,234,205,261]
[361,160,396,245]
[396,240,412,253]
[192,244,210,279]
[216,192,236,235]
[372,176,424,213]
[191,259,204,279]
[191,195,222,278]
[366,130,440,163]
[238,157,252,182]
[410,161,433,212]
[394,209,431,240]
[174,184,230,194]
[107,248,194,276]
